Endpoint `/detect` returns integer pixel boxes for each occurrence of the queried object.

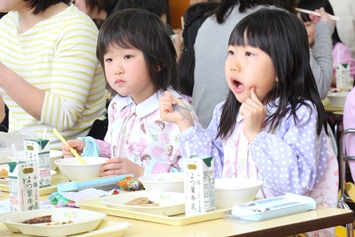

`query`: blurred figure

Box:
[114,0,172,32]
[0,0,106,149]
[74,0,118,28]
[344,87,355,182]
[297,0,355,88]
[178,1,219,104]
[329,0,355,58]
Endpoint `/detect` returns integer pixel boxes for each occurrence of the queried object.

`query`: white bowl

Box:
[7,150,63,170]
[215,178,263,209]
[0,208,106,237]
[326,91,349,106]
[54,157,108,181]
[138,173,184,193]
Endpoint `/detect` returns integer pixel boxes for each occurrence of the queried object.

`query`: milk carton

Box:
[23,139,51,188]
[183,156,215,216]
[336,63,352,91]
[8,161,40,213]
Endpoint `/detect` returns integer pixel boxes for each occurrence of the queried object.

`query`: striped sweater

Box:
[0,5,106,149]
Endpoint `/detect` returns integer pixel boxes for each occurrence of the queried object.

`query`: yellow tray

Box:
[78,197,229,226]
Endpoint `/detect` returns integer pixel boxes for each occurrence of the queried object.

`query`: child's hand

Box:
[310,7,336,27]
[240,87,266,142]
[61,140,85,157]
[159,91,193,131]
[100,158,144,178]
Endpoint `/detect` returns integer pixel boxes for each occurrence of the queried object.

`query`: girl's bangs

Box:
[229,14,272,54]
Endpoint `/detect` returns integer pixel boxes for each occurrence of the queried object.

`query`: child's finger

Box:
[250,87,260,102]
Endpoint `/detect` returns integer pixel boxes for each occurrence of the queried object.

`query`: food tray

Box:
[0,218,131,237]
[78,197,230,226]
[0,164,69,196]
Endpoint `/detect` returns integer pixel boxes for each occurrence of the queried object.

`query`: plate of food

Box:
[0,208,106,237]
[100,190,185,216]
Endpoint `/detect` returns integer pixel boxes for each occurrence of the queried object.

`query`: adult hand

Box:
[100,158,144,178]
[240,87,266,142]
[61,140,85,157]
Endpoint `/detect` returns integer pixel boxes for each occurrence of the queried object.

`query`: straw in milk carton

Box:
[24,138,51,188]
[8,161,40,213]
[183,156,215,216]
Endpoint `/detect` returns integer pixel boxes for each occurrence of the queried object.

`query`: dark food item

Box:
[22,215,52,224]
[124,197,159,206]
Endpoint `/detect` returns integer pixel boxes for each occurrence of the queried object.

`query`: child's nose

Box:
[230,59,241,72]
[114,65,123,75]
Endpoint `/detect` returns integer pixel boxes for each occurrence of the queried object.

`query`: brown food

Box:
[125,197,159,206]
[22,215,52,224]
[0,169,8,179]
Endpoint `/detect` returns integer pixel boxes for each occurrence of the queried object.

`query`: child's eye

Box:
[228,50,234,56]
[104,58,112,63]
[124,55,132,59]
[245,52,253,56]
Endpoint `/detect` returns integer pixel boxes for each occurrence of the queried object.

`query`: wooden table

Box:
[0,191,354,237]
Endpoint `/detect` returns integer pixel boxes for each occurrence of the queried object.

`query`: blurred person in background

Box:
[178,1,219,104]
[329,0,355,58]
[0,0,107,149]
[297,0,355,88]
[74,0,118,28]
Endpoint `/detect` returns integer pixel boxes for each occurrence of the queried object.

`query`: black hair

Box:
[97,9,179,96]
[114,0,169,21]
[218,8,328,139]
[24,0,71,15]
[113,0,173,34]
[297,0,342,46]
[215,0,296,24]
[178,2,219,97]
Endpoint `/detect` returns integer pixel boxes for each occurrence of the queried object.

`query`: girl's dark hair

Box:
[83,0,118,18]
[215,0,296,24]
[24,0,71,15]
[297,0,342,46]
[218,8,328,139]
[97,9,179,96]
[114,0,169,22]
[178,2,219,97]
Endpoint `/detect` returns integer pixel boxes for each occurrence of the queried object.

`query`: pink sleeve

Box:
[333,42,355,78]
[343,88,355,180]
[96,139,111,158]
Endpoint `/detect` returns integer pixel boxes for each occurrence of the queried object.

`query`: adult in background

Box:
[0,0,107,149]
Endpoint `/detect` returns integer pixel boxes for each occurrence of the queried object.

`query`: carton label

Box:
[24,139,51,188]
[184,156,215,216]
[9,161,40,213]
[336,63,352,90]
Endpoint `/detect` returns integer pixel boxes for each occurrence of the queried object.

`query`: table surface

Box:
[0,191,354,237]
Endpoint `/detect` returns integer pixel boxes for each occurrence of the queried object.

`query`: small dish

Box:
[0,208,106,237]
[100,191,185,216]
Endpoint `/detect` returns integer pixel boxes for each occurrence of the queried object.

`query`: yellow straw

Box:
[52,128,86,164]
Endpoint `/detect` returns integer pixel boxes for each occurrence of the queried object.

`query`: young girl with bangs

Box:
[62,9,199,178]
[160,8,338,236]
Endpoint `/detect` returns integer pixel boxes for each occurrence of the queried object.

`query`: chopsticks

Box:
[296,8,340,21]
[172,104,191,120]
[53,128,86,164]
